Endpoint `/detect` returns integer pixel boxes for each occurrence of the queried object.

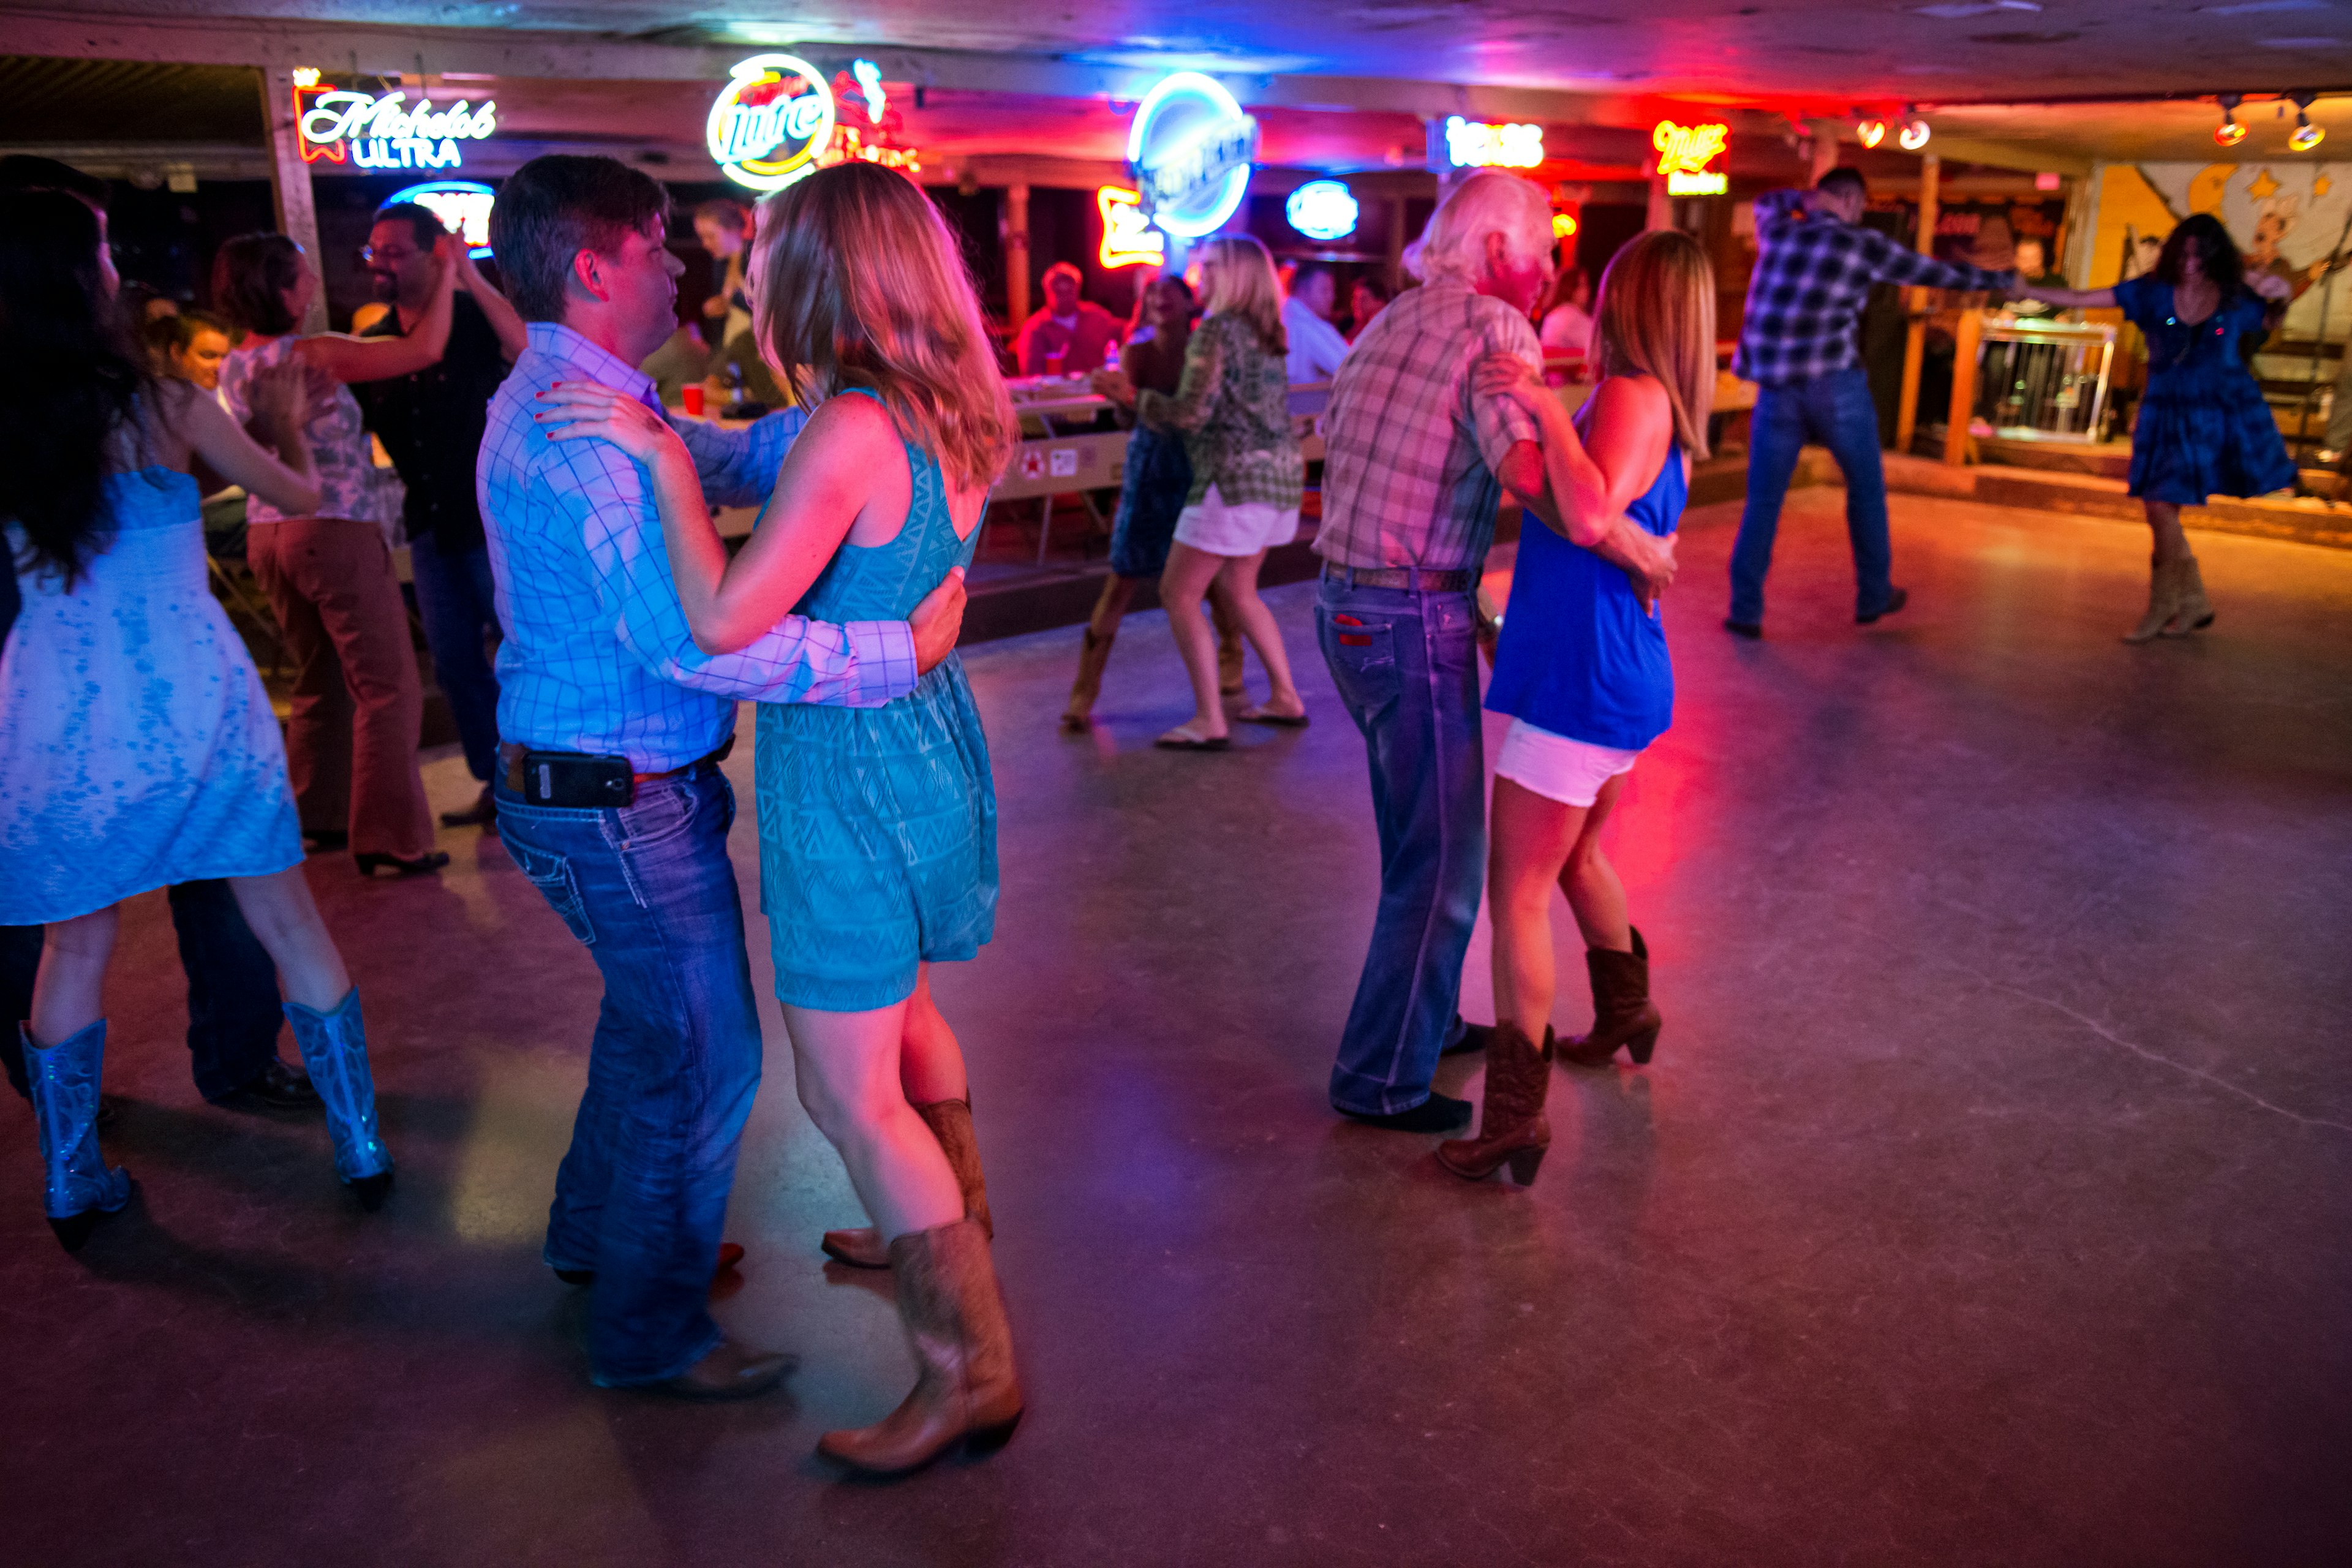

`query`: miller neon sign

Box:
[1653,119,1730,197]
[708,54,835,192]
[293,69,496,172]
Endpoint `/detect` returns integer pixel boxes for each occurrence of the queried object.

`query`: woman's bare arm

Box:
[296,237,460,383]
[2018,284,2116,309]
[539,382,875,654]
[1479,358,1678,601]
[160,372,323,516]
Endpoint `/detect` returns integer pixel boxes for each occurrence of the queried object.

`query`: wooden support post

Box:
[257,66,326,334]
[1645,174,1671,233]
[1808,119,1842,185]
[1004,182,1031,334]
[1943,304,1982,466]
[1894,154,1940,456]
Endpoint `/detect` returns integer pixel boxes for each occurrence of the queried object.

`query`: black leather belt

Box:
[1321,564,1477,594]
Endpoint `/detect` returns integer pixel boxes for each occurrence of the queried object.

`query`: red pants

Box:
[247,519,434,859]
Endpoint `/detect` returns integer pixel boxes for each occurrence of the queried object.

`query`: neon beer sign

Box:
[1097,187,1167,268]
[1286,179,1360,243]
[709,54,836,192]
[1654,120,1729,196]
[1127,72,1258,238]
[387,181,496,258]
[294,70,495,171]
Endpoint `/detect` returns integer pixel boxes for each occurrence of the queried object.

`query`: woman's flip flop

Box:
[1155,728,1232,751]
[1238,705,1310,728]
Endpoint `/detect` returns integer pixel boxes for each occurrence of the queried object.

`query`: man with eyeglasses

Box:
[354,203,530,828]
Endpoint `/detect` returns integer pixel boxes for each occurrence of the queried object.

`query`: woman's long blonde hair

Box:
[751,162,1016,491]
[1196,233,1286,357]
[1591,230,1716,461]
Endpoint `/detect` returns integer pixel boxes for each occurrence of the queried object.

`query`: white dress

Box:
[0,466,302,922]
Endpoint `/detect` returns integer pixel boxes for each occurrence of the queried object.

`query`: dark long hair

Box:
[2157,213,2247,300]
[212,231,305,336]
[0,189,146,588]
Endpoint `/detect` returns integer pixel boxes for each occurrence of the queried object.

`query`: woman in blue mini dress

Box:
[1,190,396,1250]
[2031,214,2297,641]
[1434,230,1711,1188]
[540,163,1022,1476]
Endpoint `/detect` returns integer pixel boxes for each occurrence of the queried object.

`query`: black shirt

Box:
[355,293,510,553]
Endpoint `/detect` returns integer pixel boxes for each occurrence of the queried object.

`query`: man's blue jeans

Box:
[494,766,761,1386]
[409,534,503,784]
[1728,367,1896,624]
[1316,573,1486,1116]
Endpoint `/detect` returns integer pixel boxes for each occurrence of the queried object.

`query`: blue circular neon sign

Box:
[1126,72,1259,239]
[1285,179,1359,243]
[386,180,497,258]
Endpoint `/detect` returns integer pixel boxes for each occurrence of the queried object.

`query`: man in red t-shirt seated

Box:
[1017,262,1124,376]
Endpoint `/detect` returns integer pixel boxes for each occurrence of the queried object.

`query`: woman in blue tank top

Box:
[538,164,1023,1475]
[1436,230,1715,1187]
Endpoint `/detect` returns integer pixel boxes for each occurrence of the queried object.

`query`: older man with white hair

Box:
[1315,170,1674,1131]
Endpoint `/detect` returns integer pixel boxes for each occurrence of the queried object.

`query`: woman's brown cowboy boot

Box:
[817,1218,1024,1475]
[1557,927,1663,1067]
[1062,627,1117,731]
[1436,1021,1553,1185]
[823,1098,993,1268]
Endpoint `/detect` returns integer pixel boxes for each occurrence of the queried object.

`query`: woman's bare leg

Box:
[898,965,969,1106]
[1218,551,1305,718]
[1488,777,1591,1033]
[785,996,962,1242]
[1558,774,1634,954]
[2144,499,2190,565]
[1158,541,1231,740]
[227,866,351,1011]
[28,907,119,1046]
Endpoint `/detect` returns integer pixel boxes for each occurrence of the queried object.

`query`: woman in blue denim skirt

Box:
[540,163,1022,1477]
[1437,230,1715,1186]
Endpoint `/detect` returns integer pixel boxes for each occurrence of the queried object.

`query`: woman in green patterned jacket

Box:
[1096,234,1307,750]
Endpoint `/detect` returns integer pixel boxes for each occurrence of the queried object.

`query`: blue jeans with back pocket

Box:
[492,764,761,1385]
[1315,574,1487,1116]
[1728,366,1896,624]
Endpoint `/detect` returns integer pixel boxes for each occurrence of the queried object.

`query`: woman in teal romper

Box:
[540,163,1023,1477]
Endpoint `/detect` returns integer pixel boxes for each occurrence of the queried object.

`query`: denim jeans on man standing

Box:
[1728,366,1896,625]
[493,764,762,1386]
[1,880,282,1100]
[408,533,503,786]
[1316,573,1487,1117]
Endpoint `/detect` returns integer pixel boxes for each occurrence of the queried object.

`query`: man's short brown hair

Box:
[489,154,671,322]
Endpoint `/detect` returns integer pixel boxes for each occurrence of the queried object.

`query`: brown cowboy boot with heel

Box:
[823,1098,993,1268]
[1436,1021,1553,1185]
[1557,927,1663,1067]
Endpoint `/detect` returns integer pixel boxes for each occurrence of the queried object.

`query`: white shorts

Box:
[1171,484,1300,557]
[1493,717,1640,808]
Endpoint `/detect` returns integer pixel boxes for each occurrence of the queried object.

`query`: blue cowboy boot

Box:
[282,990,393,1210]
[21,1022,134,1253]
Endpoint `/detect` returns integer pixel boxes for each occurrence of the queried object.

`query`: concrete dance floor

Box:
[4,488,2348,1566]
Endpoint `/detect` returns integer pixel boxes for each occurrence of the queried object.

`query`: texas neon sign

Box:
[1654,119,1730,196]
[708,53,836,192]
[1442,116,1544,170]
[1097,187,1167,268]
[294,70,495,171]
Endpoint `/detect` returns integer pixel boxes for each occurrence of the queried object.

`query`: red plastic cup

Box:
[682,383,705,417]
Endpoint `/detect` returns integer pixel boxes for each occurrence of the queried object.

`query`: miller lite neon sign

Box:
[1653,120,1730,197]
[708,54,836,193]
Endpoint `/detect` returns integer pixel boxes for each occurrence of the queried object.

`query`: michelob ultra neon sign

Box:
[709,54,835,192]
[1653,120,1730,196]
[294,69,495,171]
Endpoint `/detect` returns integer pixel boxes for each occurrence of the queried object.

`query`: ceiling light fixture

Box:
[1898,115,1931,151]
[1857,118,1888,148]
[2215,92,2247,146]
[2289,91,2325,151]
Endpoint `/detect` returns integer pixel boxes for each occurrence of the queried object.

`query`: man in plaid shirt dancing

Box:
[1727,167,2018,636]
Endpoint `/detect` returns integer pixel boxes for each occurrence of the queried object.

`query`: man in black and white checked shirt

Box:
[1727,167,2019,636]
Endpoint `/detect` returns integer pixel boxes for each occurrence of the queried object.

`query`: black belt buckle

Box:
[518,750,635,809]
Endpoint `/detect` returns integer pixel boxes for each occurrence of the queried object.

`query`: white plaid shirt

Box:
[478,323,918,772]
[1315,281,1542,574]
[1735,189,2016,386]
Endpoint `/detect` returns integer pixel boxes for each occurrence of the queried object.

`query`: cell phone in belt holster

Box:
[518,750,635,809]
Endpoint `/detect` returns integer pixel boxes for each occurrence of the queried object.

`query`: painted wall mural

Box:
[2094,162,2351,342]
